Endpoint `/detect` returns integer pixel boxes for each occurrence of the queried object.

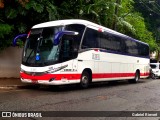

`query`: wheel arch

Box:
[136,69,140,77]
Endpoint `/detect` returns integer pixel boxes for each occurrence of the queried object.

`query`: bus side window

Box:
[111,36,121,52]
[82,28,98,49]
[125,39,138,56]
[137,43,149,57]
[98,32,111,50]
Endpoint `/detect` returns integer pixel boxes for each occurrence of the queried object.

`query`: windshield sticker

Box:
[36,53,40,61]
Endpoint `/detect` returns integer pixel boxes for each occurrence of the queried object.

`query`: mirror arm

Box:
[53,31,79,45]
[13,34,27,46]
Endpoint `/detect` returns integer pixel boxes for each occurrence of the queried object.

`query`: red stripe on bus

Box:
[92,73,135,78]
[21,72,149,81]
[20,72,81,81]
[93,73,149,79]
[140,73,150,76]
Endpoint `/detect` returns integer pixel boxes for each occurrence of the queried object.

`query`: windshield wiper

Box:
[25,49,34,63]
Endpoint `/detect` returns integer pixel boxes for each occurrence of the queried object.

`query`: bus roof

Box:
[32,19,148,46]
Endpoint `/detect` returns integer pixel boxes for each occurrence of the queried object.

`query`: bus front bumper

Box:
[21,78,80,85]
[20,72,81,85]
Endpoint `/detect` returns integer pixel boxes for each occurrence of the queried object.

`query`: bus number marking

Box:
[92,53,100,60]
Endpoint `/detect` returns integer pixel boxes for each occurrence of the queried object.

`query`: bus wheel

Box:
[151,73,156,79]
[80,71,90,88]
[129,71,140,83]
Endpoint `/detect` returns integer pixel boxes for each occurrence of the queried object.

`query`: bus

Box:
[17,19,150,88]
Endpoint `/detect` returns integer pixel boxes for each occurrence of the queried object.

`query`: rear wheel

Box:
[129,71,140,83]
[80,71,90,88]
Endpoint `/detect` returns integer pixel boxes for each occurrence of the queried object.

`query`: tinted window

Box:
[150,64,156,69]
[82,27,149,58]
[110,35,122,52]
[82,28,123,52]
[65,24,85,50]
[99,32,112,50]
[125,39,139,55]
[60,36,74,62]
[138,43,149,57]
[82,28,98,49]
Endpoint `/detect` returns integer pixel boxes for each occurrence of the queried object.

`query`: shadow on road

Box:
[19,79,149,93]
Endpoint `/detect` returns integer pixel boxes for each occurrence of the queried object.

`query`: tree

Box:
[0,0,158,53]
[0,0,58,50]
[134,0,160,59]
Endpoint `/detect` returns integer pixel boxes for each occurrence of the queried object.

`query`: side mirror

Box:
[53,31,78,45]
[13,34,27,46]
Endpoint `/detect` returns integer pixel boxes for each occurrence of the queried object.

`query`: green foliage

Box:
[5,8,18,19]
[0,0,159,53]
[0,24,13,38]
[16,39,24,48]
[46,1,59,20]
[0,0,58,51]
[25,1,44,13]
[17,23,27,33]
[122,12,156,51]
[0,24,13,50]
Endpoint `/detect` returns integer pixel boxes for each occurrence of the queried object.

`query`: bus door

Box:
[60,35,78,73]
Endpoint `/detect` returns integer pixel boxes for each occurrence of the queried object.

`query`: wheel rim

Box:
[82,76,88,85]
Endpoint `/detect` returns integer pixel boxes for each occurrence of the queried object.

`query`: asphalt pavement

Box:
[0,78,154,90]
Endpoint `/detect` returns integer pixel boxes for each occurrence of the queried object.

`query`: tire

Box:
[151,73,156,79]
[80,71,90,88]
[128,71,140,83]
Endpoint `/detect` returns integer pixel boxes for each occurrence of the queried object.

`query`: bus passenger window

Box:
[82,28,98,49]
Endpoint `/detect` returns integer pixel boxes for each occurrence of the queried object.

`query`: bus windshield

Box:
[22,24,85,67]
[22,26,64,66]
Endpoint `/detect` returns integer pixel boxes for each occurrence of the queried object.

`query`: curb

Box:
[0,86,22,90]
[0,85,37,90]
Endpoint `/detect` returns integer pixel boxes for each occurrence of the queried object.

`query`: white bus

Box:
[19,19,150,88]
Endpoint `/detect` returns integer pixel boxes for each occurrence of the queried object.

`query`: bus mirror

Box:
[13,34,27,47]
[53,31,79,45]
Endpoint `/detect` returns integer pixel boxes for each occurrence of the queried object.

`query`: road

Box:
[0,79,160,120]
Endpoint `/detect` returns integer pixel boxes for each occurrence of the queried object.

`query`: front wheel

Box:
[80,72,90,88]
[128,71,140,83]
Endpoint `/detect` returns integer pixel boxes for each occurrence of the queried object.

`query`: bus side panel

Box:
[135,58,150,78]
[90,50,149,82]
[77,50,95,76]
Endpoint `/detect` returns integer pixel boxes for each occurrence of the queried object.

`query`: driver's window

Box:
[60,35,74,62]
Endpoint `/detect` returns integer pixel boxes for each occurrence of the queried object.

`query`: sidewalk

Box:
[0,78,29,89]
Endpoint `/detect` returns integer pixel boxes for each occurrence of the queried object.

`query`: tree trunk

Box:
[112,0,121,31]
